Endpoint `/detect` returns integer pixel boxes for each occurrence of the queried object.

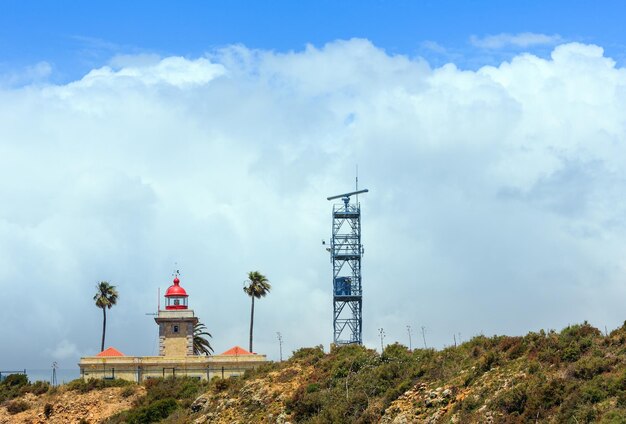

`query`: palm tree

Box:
[93,281,119,353]
[243,271,271,353]
[193,323,214,355]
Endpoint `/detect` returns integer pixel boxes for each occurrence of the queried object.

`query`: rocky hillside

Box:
[0,378,144,424]
[5,322,626,423]
[184,322,626,423]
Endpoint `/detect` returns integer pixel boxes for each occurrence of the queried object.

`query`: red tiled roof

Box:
[221,346,253,355]
[96,347,125,357]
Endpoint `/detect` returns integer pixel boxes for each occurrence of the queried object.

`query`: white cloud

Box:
[470,32,562,49]
[45,340,82,360]
[420,40,447,54]
[0,61,52,87]
[2,39,626,368]
[77,56,226,88]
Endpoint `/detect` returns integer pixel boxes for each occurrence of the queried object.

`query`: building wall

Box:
[159,321,194,356]
[79,354,267,382]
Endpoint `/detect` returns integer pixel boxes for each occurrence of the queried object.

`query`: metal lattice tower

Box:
[327,188,368,345]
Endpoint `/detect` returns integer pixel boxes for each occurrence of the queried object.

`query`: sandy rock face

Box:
[0,386,145,424]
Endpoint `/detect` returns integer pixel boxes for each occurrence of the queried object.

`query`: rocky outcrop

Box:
[0,386,144,424]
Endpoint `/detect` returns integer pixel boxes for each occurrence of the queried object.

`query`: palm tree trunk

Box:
[101,307,106,352]
[249,296,255,353]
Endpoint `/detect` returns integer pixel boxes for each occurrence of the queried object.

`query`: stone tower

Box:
[154,275,198,356]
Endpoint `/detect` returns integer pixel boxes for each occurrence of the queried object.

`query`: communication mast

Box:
[327,187,368,345]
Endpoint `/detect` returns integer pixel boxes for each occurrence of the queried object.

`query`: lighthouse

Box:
[154,275,198,356]
[79,271,269,381]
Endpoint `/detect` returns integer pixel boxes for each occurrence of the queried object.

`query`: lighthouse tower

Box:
[154,275,198,356]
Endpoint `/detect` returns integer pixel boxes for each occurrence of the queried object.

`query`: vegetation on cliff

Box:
[182,321,626,423]
[6,321,626,423]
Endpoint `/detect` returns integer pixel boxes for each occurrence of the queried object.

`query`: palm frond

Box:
[94,281,118,309]
[193,322,214,355]
[243,271,271,298]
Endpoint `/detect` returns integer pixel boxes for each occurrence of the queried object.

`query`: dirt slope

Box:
[0,385,144,424]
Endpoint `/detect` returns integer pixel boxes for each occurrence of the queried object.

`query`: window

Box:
[174,299,180,305]
[173,325,179,333]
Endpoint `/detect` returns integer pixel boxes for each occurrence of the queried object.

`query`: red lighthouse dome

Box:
[164,277,189,310]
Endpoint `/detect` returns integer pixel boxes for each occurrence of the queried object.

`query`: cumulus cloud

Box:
[470,32,562,49]
[0,61,52,87]
[1,39,626,370]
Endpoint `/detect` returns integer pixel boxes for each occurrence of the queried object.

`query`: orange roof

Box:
[96,347,125,357]
[221,346,253,355]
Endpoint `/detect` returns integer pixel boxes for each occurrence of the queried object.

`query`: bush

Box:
[291,345,325,365]
[562,344,582,362]
[28,380,50,395]
[306,383,320,393]
[2,374,28,388]
[43,402,54,418]
[5,399,29,414]
[600,410,626,423]
[495,385,527,415]
[571,357,612,380]
[582,383,608,404]
[125,398,178,424]
[66,378,131,393]
[478,351,501,373]
[212,378,229,392]
[121,386,136,398]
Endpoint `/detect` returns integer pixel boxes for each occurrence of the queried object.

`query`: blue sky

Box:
[3,1,626,370]
[3,1,626,83]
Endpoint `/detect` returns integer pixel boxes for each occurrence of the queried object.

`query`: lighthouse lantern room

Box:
[165,277,188,309]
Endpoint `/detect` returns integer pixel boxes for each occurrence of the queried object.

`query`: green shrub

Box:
[457,394,481,412]
[3,374,27,387]
[600,410,626,423]
[306,383,320,393]
[125,398,178,424]
[212,378,229,392]
[141,377,207,408]
[5,399,29,414]
[495,385,527,414]
[478,351,501,373]
[571,357,612,380]
[121,386,136,398]
[291,345,325,365]
[66,378,131,393]
[562,344,582,362]
[28,380,50,395]
[528,361,541,374]
[582,383,608,404]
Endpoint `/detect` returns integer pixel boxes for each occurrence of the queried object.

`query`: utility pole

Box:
[406,325,412,350]
[51,362,58,387]
[378,328,385,353]
[421,326,427,349]
[276,332,283,362]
